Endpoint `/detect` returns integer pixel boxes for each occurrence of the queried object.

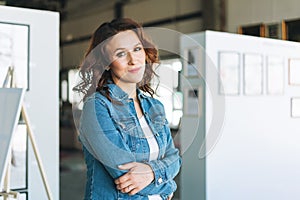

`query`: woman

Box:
[74,18,181,200]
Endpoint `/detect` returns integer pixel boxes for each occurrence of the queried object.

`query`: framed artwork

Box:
[183,47,202,77]
[218,51,240,95]
[243,53,264,95]
[0,21,30,90]
[291,97,300,118]
[266,56,285,95]
[184,87,202,117]
[288,58,300,85]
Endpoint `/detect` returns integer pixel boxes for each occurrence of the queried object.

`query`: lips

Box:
[128,67,141,73]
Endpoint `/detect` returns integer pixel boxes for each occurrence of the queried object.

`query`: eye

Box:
[116,51,127,58]
[134,46,143,52]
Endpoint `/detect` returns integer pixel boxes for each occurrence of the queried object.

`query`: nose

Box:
[127,51,137,65]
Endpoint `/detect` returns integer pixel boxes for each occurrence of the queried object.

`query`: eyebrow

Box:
[113,42,142,54]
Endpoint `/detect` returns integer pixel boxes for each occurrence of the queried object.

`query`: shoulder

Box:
[83,92,110,109]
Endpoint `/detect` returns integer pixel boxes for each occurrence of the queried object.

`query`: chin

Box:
[126,75,144,84]
[120,77,144,84]
[133,78,144,84]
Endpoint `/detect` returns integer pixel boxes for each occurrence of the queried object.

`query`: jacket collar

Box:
[106,83,148,102]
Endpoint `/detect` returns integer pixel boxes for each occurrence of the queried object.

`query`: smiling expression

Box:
[106,30,146,86]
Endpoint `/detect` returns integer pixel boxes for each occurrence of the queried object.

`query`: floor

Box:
[60,150,86,200]
[59,149,181,200]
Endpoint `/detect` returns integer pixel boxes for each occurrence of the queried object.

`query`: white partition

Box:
[0,6,59,200]
[180,31,300,200]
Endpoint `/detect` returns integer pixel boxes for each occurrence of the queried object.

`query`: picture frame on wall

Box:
[291,97,300,118]
[243,53,264,95]
[183,87,202,117]
[266,55,285,95]
[218,51,240,95]
[0,21,30,90]
[183,47,202,77]
[288,58,300,85]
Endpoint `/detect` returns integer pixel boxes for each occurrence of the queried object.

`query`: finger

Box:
[118,162,137,170]
[116,180,132,190]
[168,193,174,200]
[114,173,130,184]
[128,187,139,195]
[121,184,135,193]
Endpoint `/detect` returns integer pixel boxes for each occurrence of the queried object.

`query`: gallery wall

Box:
[180,30,300,200]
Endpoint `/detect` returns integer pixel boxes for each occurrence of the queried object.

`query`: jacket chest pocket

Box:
[150,114,166,133]
[149,113,168,148]
[112,116,138,152]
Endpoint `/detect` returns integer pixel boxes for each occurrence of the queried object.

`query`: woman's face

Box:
[106,30,146,85]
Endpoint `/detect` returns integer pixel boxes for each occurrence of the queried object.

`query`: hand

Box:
[115,162,154,195]
[167,193,174,200]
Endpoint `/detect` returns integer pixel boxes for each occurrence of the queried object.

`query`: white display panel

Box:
[181,31,300,200]
[0,6,59,200]
[206,32,300,200]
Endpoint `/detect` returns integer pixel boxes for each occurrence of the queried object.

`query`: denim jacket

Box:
[79,83,182,200]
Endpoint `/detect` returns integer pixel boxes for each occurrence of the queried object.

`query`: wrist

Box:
[146,164,155,182]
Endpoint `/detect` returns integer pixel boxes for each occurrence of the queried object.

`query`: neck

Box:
[124,85,137,99]
[113,80,137,99]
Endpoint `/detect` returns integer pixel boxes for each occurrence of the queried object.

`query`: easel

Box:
[0,67,53,200]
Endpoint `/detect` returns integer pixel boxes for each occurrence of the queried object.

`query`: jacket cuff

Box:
[148,160,168,186]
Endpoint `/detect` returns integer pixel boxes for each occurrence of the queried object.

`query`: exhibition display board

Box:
[0,6,59,200]
[180,31,300,200]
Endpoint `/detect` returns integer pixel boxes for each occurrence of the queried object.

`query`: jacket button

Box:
[158,177,163,184]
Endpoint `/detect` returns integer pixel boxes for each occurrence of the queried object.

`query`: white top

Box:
[139,116,162,200]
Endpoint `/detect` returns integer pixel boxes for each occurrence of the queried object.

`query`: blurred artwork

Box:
[0,22,29,90]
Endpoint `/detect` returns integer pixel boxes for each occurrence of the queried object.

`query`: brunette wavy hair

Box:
[73,18,159,101]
